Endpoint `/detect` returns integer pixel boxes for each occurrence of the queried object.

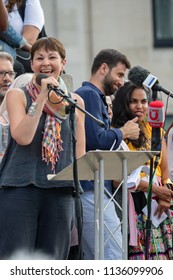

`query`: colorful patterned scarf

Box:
[26,76,68,171]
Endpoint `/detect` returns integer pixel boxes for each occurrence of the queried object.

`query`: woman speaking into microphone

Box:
[0,37,85,259]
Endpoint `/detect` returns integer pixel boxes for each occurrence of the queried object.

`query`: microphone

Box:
[36,73,65,94]
[128,65,150,87]
[36,73,105,127]
[128,65,173,97]
[36,73,49,86]
[148,100,165,150]
[143,74,171,95]
[148,100,165,128]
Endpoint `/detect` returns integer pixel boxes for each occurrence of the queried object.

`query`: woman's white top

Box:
[3,0,44,35]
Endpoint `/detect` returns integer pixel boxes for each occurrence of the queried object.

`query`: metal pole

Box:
[122,158,128,259]
[94,170,99,259]
[99,159,104,259]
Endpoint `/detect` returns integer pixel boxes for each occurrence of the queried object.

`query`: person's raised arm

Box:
[160,137,170,184]
[22,25,40,46]
[22,0,45,45]
[6,76,59,145]
[0,0,8,31]
[0,22,32,51]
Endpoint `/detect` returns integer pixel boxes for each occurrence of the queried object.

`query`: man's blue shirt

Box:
[75,81,123,192]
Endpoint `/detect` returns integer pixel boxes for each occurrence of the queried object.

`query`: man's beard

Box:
[103,75,116,96]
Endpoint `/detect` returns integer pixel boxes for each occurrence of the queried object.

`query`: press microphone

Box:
[36,73,65,94]
[128,65,150,87]
[148,100,165,128]
[143,74,171,96]
[148,100,165,150]
[128,65,173,98]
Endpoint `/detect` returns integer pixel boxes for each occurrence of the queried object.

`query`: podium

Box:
[48,150,158,260]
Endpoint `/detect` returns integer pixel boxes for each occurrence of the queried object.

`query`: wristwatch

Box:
[162,178,173,189]
[27,102,38,116]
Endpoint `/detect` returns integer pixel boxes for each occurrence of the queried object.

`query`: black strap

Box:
[18,0,47,38]
[18,0,26,22]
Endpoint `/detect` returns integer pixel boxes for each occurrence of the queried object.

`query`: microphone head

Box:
[36,73,49,86]
[128,65,150,87]
[149,100,164,108]
[148,100,165,128]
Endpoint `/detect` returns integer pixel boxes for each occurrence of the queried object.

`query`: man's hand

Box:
[120,117,140,140]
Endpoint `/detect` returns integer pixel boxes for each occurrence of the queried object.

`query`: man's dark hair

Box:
[91,49,131,74]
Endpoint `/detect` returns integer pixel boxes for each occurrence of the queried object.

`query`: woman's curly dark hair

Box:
[111,81,147,148]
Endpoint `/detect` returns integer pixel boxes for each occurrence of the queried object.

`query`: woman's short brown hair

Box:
[31,37,66,61]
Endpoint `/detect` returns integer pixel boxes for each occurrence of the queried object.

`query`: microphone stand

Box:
[48,86,105,128]
[145,89,160,260]
[48,87,105,260]
[65,102,83,260]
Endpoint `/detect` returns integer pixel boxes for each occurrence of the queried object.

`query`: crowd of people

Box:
[0,0,45,75]
[0,0,173,261]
